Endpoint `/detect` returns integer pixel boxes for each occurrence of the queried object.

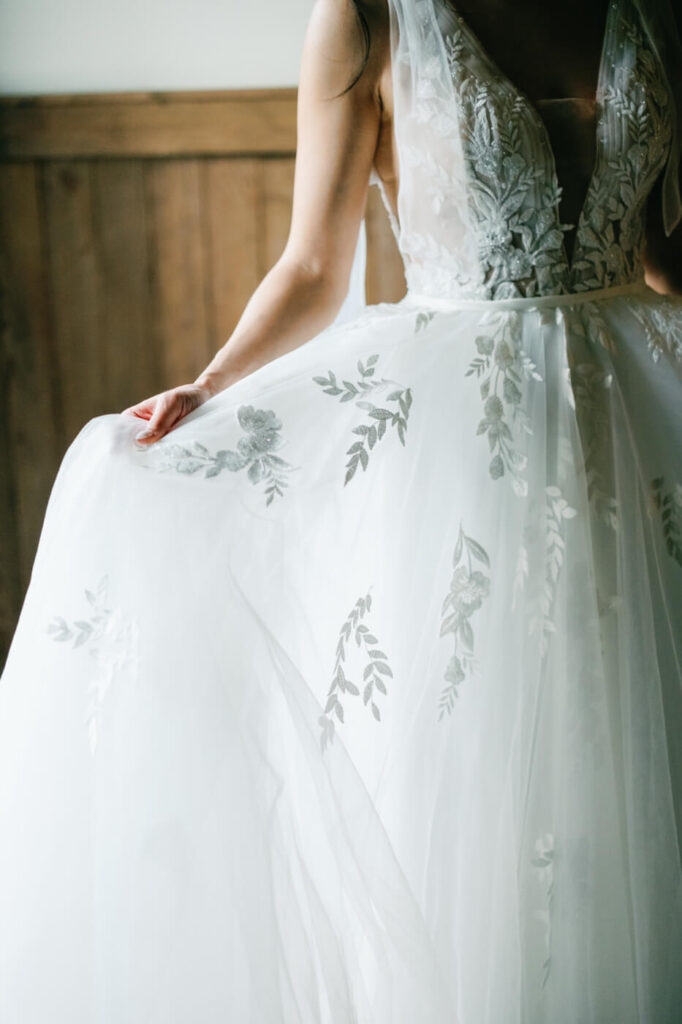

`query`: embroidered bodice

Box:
[371,0,673,300]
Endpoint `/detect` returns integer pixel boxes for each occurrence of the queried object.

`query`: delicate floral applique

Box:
[391,0,669,300]
[467,311,542,495]
[313,355,413,485]
[442,25,572,299]
[531,831,556,989]
[649,477,682,567]
[629,300,682,364]
[571,11,671,291]
[141,405,295,505]
[47,576,138,755]
[438,524,491,720]
[319,590,393,751]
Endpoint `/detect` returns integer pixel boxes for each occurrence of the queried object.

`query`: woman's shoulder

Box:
[302,0,390,99]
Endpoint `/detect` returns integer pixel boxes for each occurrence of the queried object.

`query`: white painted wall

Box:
[0,0,313,95]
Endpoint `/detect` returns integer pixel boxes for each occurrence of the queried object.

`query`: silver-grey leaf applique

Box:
[467,313,542,495]
[313,354,413,485]
[139,404,296,506]
[438,524,491,719]
[319,589,394,751]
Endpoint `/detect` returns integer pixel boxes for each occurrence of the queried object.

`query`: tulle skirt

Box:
[1,281,681,1023]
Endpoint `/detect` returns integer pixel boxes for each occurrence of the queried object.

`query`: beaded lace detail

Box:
[379,0,672,300]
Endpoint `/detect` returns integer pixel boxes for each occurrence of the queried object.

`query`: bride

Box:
[1,0,681,1021]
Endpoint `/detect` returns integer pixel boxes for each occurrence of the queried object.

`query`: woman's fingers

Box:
[134,393,178,443]
[121,396,160,419]
[124,385,208,444]
[135,390,199,444]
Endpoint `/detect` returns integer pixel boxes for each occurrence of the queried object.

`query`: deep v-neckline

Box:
[435,0,616,274]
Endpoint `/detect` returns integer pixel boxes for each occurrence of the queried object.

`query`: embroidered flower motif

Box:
[389,0,670,300]
[570,9,671,292]
[467,312,542,494]
[139,404,295,505]
[438,524,491,720]
[629,300,682,364]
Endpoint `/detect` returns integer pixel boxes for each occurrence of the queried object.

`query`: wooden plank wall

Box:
[0,88,405,667]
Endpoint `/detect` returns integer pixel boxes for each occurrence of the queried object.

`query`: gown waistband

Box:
[405,281,650,312]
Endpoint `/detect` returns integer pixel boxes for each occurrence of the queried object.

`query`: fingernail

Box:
[136,429,154,441]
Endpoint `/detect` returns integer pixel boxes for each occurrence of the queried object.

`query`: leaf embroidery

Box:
[140,405,295,506]
[629,300,682,365]
[466,312,542,495]
[526,487,577,656]
[649,478,682,567]
[47,576,138,755]
[415,310,436,333]
[318,590,393,752]
[313,354,413,485]
[438,524,491,720]
[442,24,572,299]
[570,12,671,293]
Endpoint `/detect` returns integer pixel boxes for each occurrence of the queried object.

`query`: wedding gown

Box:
[1,1,682,1021]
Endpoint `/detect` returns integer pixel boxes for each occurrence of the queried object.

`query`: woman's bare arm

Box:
[643,169,682,296]
[126,0,387,443]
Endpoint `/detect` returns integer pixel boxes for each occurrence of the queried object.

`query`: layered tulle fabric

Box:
[1,282,681,1023]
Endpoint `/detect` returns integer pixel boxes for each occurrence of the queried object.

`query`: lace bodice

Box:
[371,0,674,300]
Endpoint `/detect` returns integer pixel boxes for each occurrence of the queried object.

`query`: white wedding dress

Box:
[1,1,681,1021]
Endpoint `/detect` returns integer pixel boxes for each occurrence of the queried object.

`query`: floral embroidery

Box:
[649,478,682,567]
[389,0,670,301]
[571,12,671,292]
[629,300,682,364]
[438,524,491,720]
[467,311,542,495]
[319,590,393,751]
[47,576,138,755]
[444,24,571,299]
[141,405,295,505]
[313,355,413,485]
[531,832,556,989]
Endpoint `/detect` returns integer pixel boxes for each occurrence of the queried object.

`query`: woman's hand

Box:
[121,382,215,444]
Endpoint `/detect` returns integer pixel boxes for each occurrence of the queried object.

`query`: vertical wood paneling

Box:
[145,159,212,389]
[0,163,61,599]
[90,159,157,413]
[262,158,296,273]
[203,158,261,344]
[43,161,107,444]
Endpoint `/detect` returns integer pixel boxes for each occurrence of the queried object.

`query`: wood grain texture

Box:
[0,89,298,159]
[262,158,296,273]
[90,160,157,412]
[145,159,213,388]
[0,88,404,668]
[202,158,262,343]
